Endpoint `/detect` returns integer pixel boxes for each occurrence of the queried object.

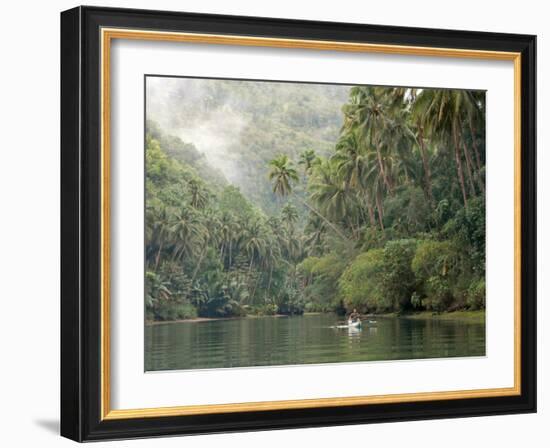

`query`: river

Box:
[145,313,485,371]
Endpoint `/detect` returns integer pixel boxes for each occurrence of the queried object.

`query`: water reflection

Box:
[145,313,485,371]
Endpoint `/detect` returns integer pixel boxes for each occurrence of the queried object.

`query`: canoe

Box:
[347,319,362,329]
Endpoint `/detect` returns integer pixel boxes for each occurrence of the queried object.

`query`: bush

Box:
[467,278,486,310]
[339,240,418,313]
[412,240,457,311]
[156,302,197,321]
[423,277,453,312]
[298,253,347,311]
[380,239,418,311]
[276,283,305,315]
[339,249,387,312]
[443,197,486,277]
[383,186,432,235]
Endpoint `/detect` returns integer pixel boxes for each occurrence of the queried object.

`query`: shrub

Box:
[339,249,387,312]
[380,239,418,311]
[298,253,347,312]
[412,240,458,311]
[156,302,197,321]
[467,278,486,310]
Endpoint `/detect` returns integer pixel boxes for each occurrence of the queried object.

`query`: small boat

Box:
[347,319,362,329]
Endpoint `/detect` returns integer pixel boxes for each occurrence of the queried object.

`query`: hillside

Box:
[146,77,349,213]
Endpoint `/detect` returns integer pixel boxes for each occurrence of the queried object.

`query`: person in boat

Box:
[348,309,360,323]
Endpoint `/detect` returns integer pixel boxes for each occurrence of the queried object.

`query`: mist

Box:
[145,76,350,213]
[146,77,250,184]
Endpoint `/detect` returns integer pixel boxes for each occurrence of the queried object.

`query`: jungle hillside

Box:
[145,77,486,322]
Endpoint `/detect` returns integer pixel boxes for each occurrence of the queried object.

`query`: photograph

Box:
[55,4,538,442]
[144,76,487,372]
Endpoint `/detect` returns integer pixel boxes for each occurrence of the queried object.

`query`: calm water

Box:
[145,314,485,371]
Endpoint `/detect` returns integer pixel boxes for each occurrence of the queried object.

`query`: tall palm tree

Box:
[187,179,209,209]
[333,130,368,190]
[298,149,317,175]
[281,203,299,229]
[243,218,268,275]
[466,91,485,172]
[268,154,299,197]
[413,89,470,206]
[267,155,350,243]
[146,205,173,271]
[342,86,395,194]
[304,214,327,256]
[309,158,350,225]
[218,211,236,268]
[191,212,219,283]
[170,207,205,262]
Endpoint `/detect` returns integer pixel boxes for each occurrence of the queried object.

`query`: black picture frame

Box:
[61,5,536,442]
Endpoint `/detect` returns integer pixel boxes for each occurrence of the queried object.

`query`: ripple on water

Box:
[145,314,486,371]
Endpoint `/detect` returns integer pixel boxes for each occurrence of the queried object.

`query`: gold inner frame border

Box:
[100,27,522,420]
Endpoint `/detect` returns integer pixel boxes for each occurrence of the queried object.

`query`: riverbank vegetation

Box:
[145,81,485,322]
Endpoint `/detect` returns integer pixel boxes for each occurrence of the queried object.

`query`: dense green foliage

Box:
[146,79,347,214]
[146,82,486,321]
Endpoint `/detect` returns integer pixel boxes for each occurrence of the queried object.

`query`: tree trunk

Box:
[417,123,434,203]
[375,145,393,195]
[154,240,164,272]
[252,267,262,300]
[461,137,477,197]
[267,263,273,294]
[462,138,485,196]
[191,245,207,283]
[463,128,485,196]
[468,116,482,171]
[375,188,385,230]
[298,197,350,244]
[370,126,393,195]
[364,190,377,227]
[453,124,468,207]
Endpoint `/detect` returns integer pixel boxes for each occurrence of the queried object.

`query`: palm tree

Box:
[342,86,394,194]
[268,154,299,197]
[219,211,236,268]
[413,89,470,206]
[268,155,350,243]
[146,205,173,271]
[242,219,268,286]
[298,149,317,175]
[466,91,485,172]
[333,130,368,191]
[170,207,205,262]
[408,112,435,202]
[191,212,219,283]
[309,158,350,225]
[187,179,209,209]
[304,214,327,256]
[281,203,299,229]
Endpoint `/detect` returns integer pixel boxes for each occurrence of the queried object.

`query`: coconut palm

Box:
[281,203,299,229]
[412,89,483,206]
[267,155,351,243]
[218,211,237,268]
[342,86,395,194]
[187,179,209,209]
[243,218,268,273]
[304,214,327,256]
[298,149,317,175]
[309,158,350,225]
[268,154,299,197]
[146,205,173,271]
[170,207,205,262]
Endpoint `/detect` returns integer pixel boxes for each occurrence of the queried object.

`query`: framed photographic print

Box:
[60,6,536,441]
